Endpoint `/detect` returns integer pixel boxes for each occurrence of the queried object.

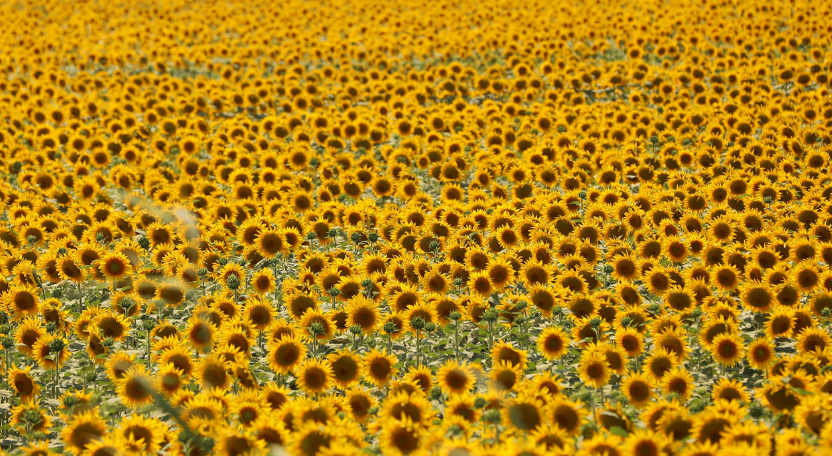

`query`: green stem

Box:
[415,330,421,368]
[453,323,460,362]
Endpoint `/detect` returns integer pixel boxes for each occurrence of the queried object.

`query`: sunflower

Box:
[624,428,671,456]
[797,327,830,354]
[58,254,85,284]
[536,326,570,361]
[195,354,232,391]
[712,264,741,291]
[489,360,522,392]
[364,349,398,388]
[577,351,610,388]
[710,333,745,366]
[746,339,776,369]
[645,347,677,381]
[5,285,40,320]
[243,295,276,331]
[616,327,644,357]
[61,410,107,455]
[92,311,130,342]
[345,295,380,335]
[186,317,216,351]
[118,415,167,454]
[116,366,156,408]
[436,359,475,395]
[662,236,688,263]
[290,420,336,456]
[342,387,375,424]
[491,340,528,370]
[740,281,774,313]
[300,308,334,341]
[467,270,493,297]
[660,368,695,402]
[711,378,749,403]
[15,317,46,356]
[378,416,422,456]
[267,337,306,374]
[155,279,187,307]
[8,365,40,400]
[404,365,434,395]
[158,344,195,377]
[327,348,362,389]
[549,397,585,436]
[11,400,52,432]
[97,252,132,280]
[487,257,514,290]
[255,228,286,259]
[621,372,656,409]
[214,426,267,456]
[181,393,225,426]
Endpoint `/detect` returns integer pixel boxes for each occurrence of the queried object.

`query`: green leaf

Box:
[790,387,813,396]
[609,426,628,437]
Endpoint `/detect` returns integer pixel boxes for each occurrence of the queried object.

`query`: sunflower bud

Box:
[349,325,362,336]
[430,386,443,401]
[483,409,501,424]
[482,308,499,323]
[308,322,325,337]
[383,321,398,335]
[449,311,462,321]
[474,397,487,409]
[48,337,66,354]
[142,318,156,331]
[63,395,80,408]
[46,321,58,334]
[226,274,241,290]
[692,307,704,318]
[367,232,379,243]
[327,287,340,298]
[411,317,426,331]
[22,409,43,425]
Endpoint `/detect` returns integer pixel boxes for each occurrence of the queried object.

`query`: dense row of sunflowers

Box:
[0,0,831,454]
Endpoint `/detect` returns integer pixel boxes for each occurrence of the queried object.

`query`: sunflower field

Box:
[1,0,832,454]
